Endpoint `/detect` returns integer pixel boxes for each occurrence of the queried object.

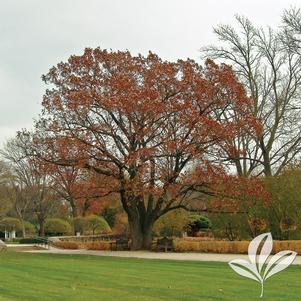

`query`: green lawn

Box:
[0,251,300,300]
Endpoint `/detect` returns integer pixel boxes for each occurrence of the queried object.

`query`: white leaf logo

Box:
[229,232,296,298]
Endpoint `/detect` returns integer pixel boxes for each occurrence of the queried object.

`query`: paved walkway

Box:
[24,247,301,265]
[7,244,36,248]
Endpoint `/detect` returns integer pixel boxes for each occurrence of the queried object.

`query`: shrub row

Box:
[52,238,301,254]
[0,218,36,235]
[273,241,301,254]
[174,239,249,253]
[85,241,111,251]
[19,238,41,244]
[53,240,112,250]
[174,239,301,254]
[45,218,72,236]
[181,236,215,242]
[53,241,80,249]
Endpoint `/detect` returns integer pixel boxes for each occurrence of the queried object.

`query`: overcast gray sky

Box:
[0,0,300,146]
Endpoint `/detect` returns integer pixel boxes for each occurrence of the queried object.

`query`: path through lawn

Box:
[0,251,300,300]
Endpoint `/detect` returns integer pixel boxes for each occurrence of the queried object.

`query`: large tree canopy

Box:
[29,48,260,249]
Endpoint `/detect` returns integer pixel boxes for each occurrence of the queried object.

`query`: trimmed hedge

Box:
[45,218,72,236]
[23,221,37,236]
[19,238,41,244]
[54,241,80,249]
[72,215,111,235]
[85,241,111,250]
[85,215,111,235]
[174,238,301,254]
[73,217,88,234]
[153,209,189,237]
[52,240,112,250]
[16,221,37,237]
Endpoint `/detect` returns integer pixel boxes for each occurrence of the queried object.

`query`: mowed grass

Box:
[0,251,301,301]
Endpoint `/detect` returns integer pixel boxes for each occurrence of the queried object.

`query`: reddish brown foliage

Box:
[30,48,264,249]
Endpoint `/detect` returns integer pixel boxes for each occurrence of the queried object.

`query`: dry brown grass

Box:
[174,239,301,254]
[54,241,80,249]
[85,241,111,250]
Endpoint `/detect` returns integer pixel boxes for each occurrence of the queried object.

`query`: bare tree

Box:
[0,161,13,218]
[283,7,301,54]
[202,14,301,176]
[1,138,56,236]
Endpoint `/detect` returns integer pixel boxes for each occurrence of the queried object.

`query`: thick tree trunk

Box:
[128,216,154,250]
[120,191,157,250]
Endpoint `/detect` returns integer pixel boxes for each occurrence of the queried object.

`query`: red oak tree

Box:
[45,164,104,218]
[30,48,261,249]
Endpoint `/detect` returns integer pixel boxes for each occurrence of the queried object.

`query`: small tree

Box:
[263,167,301,239]
[153,209,189,237]
[1,137,57,237]
[186,215,212,236]
[248,218,267,238]
[101,207,118,228]
[280,217,297,240]
[210,213,249,241]
[86,215,111,235]
[17,221,36,237]
[45,218,72,236]
[0,162,12,218]
[73,216,88,235]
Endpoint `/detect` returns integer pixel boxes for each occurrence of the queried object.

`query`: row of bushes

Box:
[53,240,111,250]
[54,241,81,249]
[0,217,73,236]
[0,218,36,235]
[19,238,43,244]
[174,238,301,254]
[53,238,301,254]
[0,215,111,237]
